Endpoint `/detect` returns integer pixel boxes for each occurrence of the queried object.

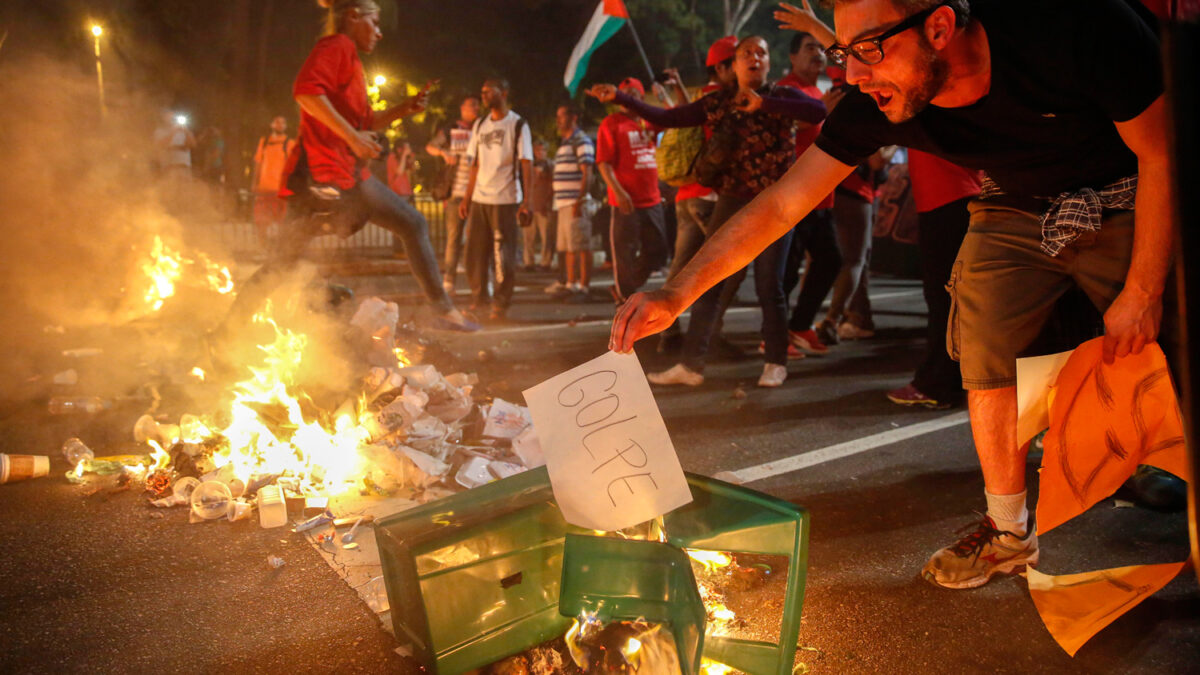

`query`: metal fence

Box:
[209,194,448,264]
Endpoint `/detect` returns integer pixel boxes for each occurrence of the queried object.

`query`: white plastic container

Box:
[257,485,288,529]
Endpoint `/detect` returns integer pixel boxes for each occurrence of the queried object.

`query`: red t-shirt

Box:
[777,73,834,210]
[907,149,983,213]
[596,112,661,209]
[286,34,374,192]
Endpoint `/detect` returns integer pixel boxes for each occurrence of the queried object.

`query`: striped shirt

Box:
[552,127,595,211]
[430,121,474,199]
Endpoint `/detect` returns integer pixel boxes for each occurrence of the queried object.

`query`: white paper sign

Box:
[522,350,693,531]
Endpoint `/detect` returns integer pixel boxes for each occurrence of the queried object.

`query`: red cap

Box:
[619,77,645,97]
[706,36,738,67]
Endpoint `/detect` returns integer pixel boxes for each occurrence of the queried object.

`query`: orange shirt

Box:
[254,133,295,193]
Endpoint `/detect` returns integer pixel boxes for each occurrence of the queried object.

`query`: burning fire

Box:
[204,303,374,493]
[139,235,234,312]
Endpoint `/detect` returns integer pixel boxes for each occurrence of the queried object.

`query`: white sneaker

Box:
[758,363,787,388]
[647,363,704,386]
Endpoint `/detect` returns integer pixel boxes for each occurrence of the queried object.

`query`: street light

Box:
[89,23,106,118]
[373,74,387,87]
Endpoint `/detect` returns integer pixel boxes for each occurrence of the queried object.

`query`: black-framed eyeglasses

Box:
[825,3,947,68]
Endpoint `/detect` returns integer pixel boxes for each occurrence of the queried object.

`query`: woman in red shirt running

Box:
[221,0,476,337]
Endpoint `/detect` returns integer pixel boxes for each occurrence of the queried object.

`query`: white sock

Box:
[985,489,1028,536]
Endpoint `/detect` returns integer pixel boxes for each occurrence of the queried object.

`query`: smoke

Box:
[0,52,356,405]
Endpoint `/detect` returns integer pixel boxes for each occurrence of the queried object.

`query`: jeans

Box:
[662,197,716,339]
[443,196,466,286]
[522,211,554,267]
[911,197,970,402]
[610,203,668,299]
[680,195,794,370]
[465,202,520,310]
[784,208,842,332]
[223,176,453,334]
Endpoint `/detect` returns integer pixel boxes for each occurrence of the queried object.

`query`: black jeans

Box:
[784,208,842,332]
[465,202,520,310]
[680,195,794,370]
[610,203,668,299]
[911,197,971,401]
[221,176,452,334]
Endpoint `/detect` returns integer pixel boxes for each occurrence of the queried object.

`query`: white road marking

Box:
[724,411,971,484]
[481,289,923,336]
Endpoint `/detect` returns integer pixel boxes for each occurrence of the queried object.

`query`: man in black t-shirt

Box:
[610,0,1174,589]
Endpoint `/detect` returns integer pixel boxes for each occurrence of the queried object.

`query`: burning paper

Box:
[522,351,691,531]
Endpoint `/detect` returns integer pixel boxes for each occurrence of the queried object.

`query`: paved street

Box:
[1,263,1196,673]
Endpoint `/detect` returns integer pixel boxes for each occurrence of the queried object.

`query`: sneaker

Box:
[544,281,569,295]
[815,319,840,346]
[647,363,704,387]
[921,515,1039,589]
[788,329,829,355]
[757,363,787,388]
[756,342,807,360]
[837,321,875,340]
[887,384,951,410]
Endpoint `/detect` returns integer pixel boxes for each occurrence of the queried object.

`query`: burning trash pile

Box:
[57,294,543,527]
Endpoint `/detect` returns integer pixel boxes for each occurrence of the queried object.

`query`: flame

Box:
[142,235,183,311]
[700,660,734,675]
[200,303,370,493]
[138,236,235,312]
[191,367,206,381]
[686,549,733,572]
[393,347,413,367]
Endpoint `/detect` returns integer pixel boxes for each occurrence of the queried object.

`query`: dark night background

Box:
[0,0,832,184]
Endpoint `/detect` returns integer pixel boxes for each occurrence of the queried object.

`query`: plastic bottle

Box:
[47,396,112,415]
[61,438,94,466]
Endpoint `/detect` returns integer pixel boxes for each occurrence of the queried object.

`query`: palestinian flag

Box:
[563,0,629,96]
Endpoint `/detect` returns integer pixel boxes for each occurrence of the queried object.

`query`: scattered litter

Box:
[267,555,286,569]
[62,348,103,358]
[1113,499,1136,509]
[455,455,495,489]
[52,369,79,386]
[0,454,50,484]
[731,387,747,400]
[483,398,532,440]
[62,438,94,467]
[48,396,111,415]
[512,427,545,468]
[190,481,233,520]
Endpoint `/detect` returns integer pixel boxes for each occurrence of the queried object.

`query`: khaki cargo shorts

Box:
[947,201,1135,390]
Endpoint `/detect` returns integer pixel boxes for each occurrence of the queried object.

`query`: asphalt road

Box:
[0,265,1196,673]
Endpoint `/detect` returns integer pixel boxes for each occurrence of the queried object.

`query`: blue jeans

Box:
[223,176,453,332]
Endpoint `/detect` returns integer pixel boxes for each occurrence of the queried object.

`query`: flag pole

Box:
[623,17,656,85]
[624,16,674,104]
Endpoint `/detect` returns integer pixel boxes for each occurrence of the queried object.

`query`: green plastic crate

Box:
[374,467,809,674]
[559,533,706,674]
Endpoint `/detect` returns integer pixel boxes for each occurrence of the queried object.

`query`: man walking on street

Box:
[615,0,1173,589]
[460,78,532,320]
[426,94,480,294]
[596,77,668,303]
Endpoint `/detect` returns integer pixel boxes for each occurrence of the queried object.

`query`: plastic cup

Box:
[171,476,200,502]
[0,454,50,484]
[190,481,233,520]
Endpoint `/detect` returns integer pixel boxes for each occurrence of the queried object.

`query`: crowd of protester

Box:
[195,0,1179,593]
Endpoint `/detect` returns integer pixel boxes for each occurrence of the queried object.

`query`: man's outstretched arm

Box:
[610,145,854,352]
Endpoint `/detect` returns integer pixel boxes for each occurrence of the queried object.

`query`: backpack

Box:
[654,88,707,187]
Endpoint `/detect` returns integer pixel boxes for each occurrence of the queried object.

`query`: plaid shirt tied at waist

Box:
[979,174,1138,257]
